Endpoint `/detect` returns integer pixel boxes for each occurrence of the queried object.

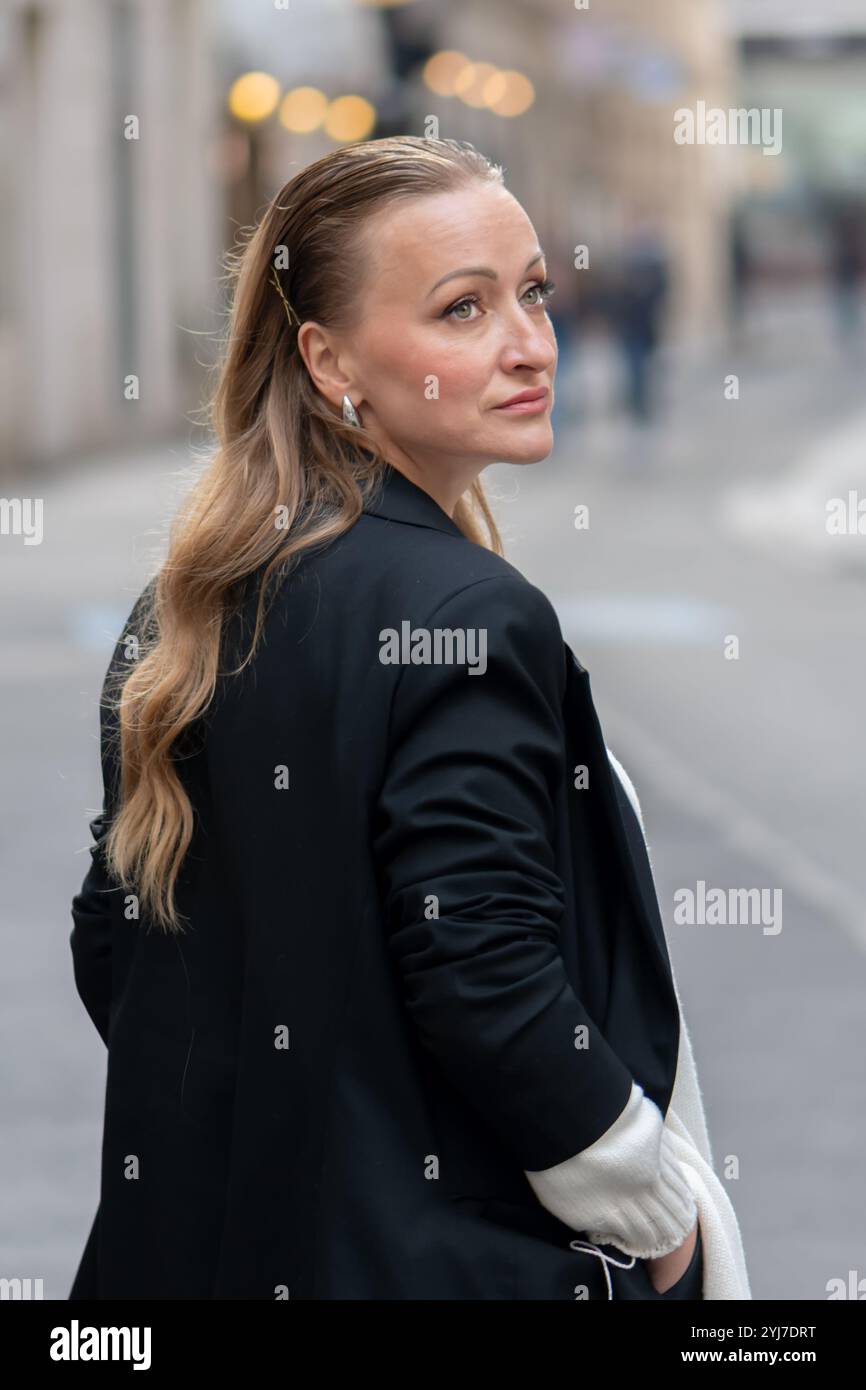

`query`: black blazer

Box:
[69,461,681,1300]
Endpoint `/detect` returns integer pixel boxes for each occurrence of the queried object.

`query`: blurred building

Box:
[216,0,394,234]
[0,0,220,474]
[722,0,866,283]
[725,0,866,38]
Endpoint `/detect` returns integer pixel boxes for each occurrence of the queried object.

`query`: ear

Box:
[297,322,360,411]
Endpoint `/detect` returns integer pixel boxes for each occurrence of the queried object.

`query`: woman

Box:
[68,136,748,1300]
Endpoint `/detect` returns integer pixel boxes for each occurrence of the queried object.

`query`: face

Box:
[302,181,558,504]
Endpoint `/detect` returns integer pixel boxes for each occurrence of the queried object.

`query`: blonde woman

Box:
[69,136,749,1301]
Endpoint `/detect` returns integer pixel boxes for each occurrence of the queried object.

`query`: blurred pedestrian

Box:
[827,203,863,349]
[728,206,752,346]
[609,217,671,425]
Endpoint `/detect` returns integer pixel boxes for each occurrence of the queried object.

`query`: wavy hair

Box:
[100,135,506,934]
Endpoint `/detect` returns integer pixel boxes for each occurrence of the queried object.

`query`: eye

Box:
[524,277,557,307]
[442,277,557,321]
[444,294,481,321]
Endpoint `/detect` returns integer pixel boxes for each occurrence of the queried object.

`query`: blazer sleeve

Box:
[69,579,155,1046]
[372,573,637,1173]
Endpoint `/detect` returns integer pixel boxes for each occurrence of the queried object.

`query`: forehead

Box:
[360,184,537,297]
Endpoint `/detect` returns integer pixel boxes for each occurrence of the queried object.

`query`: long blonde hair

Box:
[101,136,506,935]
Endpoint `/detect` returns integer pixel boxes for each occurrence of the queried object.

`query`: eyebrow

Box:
[426,249,545,297]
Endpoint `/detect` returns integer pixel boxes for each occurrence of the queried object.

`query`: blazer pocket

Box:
[468,1196,611,1300]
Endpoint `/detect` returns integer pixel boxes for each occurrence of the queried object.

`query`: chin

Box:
[496,426,555,465]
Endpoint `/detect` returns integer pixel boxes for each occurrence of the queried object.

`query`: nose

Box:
[500,309,557,376]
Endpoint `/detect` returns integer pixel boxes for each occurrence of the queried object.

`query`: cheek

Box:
[374,335,487,411]
[429,356,486,406]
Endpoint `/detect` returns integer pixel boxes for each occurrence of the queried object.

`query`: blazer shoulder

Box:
[408,570,568,712]
[352,511,561,631]
[425,567,562,642]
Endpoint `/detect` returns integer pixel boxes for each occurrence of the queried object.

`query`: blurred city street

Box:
[2,290,865,1297]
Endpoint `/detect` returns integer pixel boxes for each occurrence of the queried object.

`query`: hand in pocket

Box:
[650,1221,703,1299]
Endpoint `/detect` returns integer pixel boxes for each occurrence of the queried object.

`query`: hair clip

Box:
[271,267,301,330]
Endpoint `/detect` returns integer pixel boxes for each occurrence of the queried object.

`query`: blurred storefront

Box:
[723,0,866,289]
[0,0,220,474]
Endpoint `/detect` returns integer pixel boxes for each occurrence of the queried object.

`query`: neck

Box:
[380,451,480,520]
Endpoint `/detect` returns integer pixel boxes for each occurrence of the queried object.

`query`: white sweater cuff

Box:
[523,1080,697,1259]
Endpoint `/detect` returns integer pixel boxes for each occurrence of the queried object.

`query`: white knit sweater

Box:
[524,748,752,1300]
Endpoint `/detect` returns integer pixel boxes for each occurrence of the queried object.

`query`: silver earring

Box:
[342,393,361,428]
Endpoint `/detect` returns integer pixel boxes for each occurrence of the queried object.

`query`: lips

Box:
[494,386,550,416]
[495,387,549,409]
